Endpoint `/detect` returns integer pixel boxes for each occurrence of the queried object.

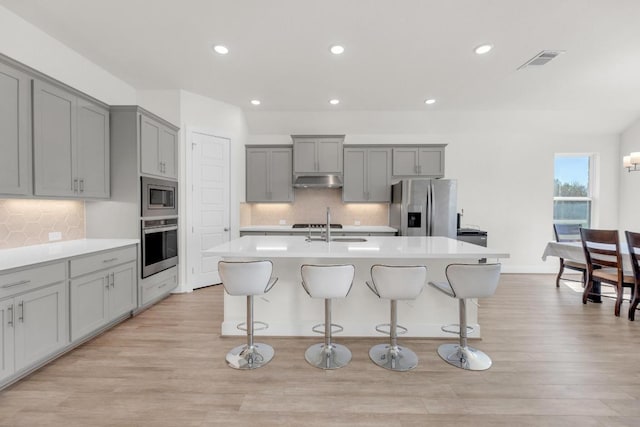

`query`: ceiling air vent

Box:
[517,50,565,70]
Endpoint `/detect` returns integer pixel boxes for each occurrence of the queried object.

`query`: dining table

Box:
[542,240,634,302]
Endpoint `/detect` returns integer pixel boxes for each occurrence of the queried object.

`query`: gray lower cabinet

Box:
[392,146,445,178]
[140,113,178,179]
[292,135,344,174]
[0,61,31,196]
[33,79,110,198]
[246,146,293,202]
[0,262,68,385]
[70,261,136,342]
[343,147,392,202]
[140,266,177,307]
[69,246,137,342]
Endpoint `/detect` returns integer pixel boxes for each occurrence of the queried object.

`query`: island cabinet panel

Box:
[292,135,344,174]
[33,79,110,198]
[140,113,178,179]
[246,146,293,202]
[343,146,391,202]
[392,146,445,178]
[0,61,31,196]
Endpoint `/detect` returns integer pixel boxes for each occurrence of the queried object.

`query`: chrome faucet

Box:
[325,207,331,242]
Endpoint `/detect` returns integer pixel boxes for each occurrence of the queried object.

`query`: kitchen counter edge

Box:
[0,239,140,272]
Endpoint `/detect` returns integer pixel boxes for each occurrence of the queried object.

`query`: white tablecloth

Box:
[542,241,632,272]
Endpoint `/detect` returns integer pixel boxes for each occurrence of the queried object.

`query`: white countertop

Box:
[239,225,397,233]
[205,235,509,259]
[0,239,139,272]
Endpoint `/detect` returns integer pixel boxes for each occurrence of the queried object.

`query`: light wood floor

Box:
[1,274,640,426]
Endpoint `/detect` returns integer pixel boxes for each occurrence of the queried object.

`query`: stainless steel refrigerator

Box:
[389,179,457,238]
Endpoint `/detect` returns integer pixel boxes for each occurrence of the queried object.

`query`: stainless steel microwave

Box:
[141,176,178,218]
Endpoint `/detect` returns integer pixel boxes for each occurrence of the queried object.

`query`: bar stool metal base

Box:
[369,343,418,371]
[226,343,274,370]
[305,343,352,369]
[437,343,492,371]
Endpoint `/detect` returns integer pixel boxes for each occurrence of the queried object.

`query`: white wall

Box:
[619,117,640,232]
[0,5,136,104]
[246,113,621,273]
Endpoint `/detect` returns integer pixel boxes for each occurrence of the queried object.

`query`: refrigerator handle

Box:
[429,181,434,236]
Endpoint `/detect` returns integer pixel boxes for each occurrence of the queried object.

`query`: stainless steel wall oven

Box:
[141,217,178,278]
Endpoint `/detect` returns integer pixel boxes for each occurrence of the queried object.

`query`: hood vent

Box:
[518,50,565,70]
[293,175,343,188]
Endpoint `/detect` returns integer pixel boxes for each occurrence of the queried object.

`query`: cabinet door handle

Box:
[7,304,13,327]
[73,178,79,192]
[79,179,84,192]
[18,301,23,322]
[105,275,110,289]
[1,279,30,289]
[110,272,115,287]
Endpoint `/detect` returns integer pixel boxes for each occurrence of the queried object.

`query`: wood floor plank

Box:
[1,274,640,425]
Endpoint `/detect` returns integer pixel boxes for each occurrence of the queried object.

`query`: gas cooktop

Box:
[292,223,343,229]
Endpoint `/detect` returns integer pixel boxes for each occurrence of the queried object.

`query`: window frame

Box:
[553,153,594,227]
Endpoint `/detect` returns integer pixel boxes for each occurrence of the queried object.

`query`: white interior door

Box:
[187,130,230,289]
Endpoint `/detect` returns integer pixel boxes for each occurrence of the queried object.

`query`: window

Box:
[553,154,592,228]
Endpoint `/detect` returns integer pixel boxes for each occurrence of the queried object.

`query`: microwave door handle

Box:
[143,225,178,234]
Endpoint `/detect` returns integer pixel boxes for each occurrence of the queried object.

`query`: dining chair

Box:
[553,223,587,288]
[625,231,640,320]
[580,229,634,317]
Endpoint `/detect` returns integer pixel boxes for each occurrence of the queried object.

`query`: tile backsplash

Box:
[0,199,85,249]
[241,188,388,226]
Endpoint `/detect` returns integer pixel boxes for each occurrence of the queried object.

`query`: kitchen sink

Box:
[330,237,368,243]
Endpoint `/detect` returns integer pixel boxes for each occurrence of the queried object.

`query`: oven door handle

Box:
[143,226,178,234]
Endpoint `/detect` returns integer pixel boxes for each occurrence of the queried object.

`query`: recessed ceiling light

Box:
[250,99,261,106]
[330,45,345,55]
[474,44,493,55]
[329,99,340,105]
[212,45,229,55]
[424,99,436,105]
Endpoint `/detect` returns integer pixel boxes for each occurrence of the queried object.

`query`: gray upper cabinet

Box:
[246,146,293,202]
[0,62,31,196]
[292,135,344,174]
[76,99,110,198]
[140,113,178,179]
[343,147,392,202]
[33,79,110,198]
[392,146,445,178]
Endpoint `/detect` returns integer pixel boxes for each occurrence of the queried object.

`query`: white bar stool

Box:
[218,260,278,370]
[300,264,355,369]
[429,263,501,371]
[366,264,427,371]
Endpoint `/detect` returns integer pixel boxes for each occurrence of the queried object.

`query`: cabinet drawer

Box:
[70,245,137,278]
[0,262,66,299]
[140,269,177,306]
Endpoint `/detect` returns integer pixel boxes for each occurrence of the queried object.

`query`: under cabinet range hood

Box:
[291,134,345,188]
[293,174,343,188]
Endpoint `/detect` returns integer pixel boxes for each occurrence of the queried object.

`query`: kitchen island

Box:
[204,235,509,338]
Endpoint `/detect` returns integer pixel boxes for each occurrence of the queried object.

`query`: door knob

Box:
[224,227,230,232]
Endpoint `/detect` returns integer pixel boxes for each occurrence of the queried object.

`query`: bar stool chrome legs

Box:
[305,299,352,369]
[429,263,501,371]
[301,264,355,370]
[218,260,278,370]
[367,264,427,372]
[369,299,418,371]
[226,294,275,370]
[436,298,492,370]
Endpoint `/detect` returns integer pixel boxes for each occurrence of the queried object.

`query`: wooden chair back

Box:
[554,223,581,242]
[580,228,622,271]
[625,231,640,283]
